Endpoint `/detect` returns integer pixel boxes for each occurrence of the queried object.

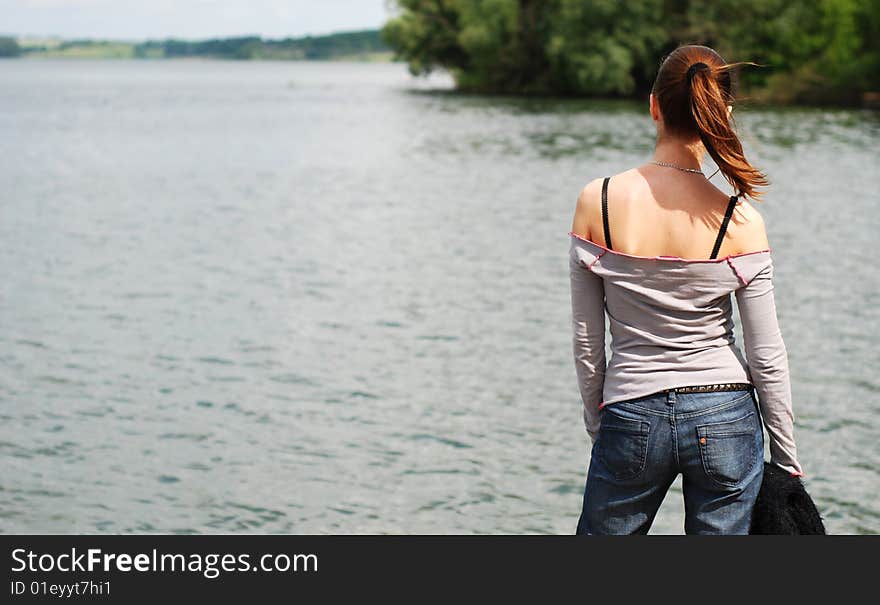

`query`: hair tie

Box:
[686,62,709,85]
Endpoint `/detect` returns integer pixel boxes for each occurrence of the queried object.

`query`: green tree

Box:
[383,0,670,95]
[383,0,880,105]
[680,0,879,104]
[547,0,667,95]
[383,1,558,93]
[382,0,470,77]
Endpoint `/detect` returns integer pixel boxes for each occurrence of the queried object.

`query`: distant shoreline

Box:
[9,52,397,63]
[1,29,392,62]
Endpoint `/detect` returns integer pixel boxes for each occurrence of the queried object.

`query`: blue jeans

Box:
[576,387,764,535]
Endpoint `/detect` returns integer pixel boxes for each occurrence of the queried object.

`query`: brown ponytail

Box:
[652,45,768,200]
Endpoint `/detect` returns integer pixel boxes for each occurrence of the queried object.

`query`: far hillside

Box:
[8,29,392,61]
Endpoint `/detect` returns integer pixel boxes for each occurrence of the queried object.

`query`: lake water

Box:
[1,59,878,534]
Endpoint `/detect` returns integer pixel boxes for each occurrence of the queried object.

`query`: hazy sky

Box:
[1,0,393,40]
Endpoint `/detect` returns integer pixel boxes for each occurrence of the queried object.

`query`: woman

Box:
[568,44,803,535]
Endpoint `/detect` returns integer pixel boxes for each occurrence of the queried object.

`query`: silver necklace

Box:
[651,160,704,175]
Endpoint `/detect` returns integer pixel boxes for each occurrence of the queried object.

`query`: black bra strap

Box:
[601,176,613,250]
[710,195,739,259]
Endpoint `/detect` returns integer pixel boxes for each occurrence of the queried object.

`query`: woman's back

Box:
[571,167,770,261]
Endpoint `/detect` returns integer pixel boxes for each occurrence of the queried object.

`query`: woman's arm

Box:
[570,250,606,442]
[570,181,607,442]
[735,260,804,477]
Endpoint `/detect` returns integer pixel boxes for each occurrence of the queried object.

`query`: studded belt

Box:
[663,382,753,394]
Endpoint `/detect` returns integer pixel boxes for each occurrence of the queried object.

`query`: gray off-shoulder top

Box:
[568,231,802,477]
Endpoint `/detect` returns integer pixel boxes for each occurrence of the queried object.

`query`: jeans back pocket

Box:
[596,412,650,482]
[696,411,760,487]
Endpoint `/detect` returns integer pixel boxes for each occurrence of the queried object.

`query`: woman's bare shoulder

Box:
[572,171,641,243]
[571,177,606,238]
[732,198,771,253]
[572,171,637,217]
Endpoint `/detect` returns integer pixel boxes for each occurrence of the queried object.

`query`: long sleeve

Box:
[569,252,607,443]
[734,260,803,477]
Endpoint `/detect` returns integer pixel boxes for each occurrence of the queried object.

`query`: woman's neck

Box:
[652,138,705,171]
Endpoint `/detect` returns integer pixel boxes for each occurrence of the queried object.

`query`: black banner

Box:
[1,535,871,602]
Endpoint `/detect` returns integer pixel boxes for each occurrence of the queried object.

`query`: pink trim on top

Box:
[568,231,772,263]
[727,256,748,285]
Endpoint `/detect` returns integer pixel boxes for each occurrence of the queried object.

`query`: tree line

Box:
[382,0,880,105]
[6,30,389,61]
[134,30,388,60]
